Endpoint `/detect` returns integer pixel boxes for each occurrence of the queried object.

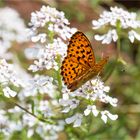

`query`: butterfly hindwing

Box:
[61,56,87,86]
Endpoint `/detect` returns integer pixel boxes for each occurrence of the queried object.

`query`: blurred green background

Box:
[0,0,140,140]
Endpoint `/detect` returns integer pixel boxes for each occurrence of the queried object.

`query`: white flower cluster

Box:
[27,6,77,72]
[19,74,56,98]
[0,106,64,140]
[19,105,64,140]
[0,6,66,140]
[0,59,25,98]
[92,6,140,44]
[28,38,67,71]
[0,58,63,139]
[0,7,27,59]
[0,110,22,136]
[59,77,118,127]
[28,5,76,43]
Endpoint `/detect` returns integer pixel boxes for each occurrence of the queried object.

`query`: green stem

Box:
[103,21,121,82]
[47,29,62,93]
[103,60,117,82]
[56,55,62,93]
[1,95,54,124]
[116,21,121,59]
[49,31,54,43]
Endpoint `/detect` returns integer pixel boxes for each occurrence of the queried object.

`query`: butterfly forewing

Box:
[67,31,95,67]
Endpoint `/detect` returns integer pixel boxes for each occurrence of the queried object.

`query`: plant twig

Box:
[1,95,54,124]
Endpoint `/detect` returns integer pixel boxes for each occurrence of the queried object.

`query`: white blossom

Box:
[84,105,99,117]
[35,120,65,140]
[59,93,79,113]
[28,38,67,71]
[65,113,83,127]
[94,29,118,44]
[27,129,34,138]
[24,44,41,60]
[101,110,118,123]
[28,6,77,72]
[31,33,47,43]
[128,30,140,43]
[3,87,17,98]
[0,7,28,59]
[20,74,56,98]
[0,5,72,139]
[0,110,22,135]
[28,5,76,43]
[60,77,118,127]
[92,6,140,29]
[38,100,54,117]
[74,77,118,107]
[92,6,140,44]
[22,114,37,127]
[8,106,22,113]
[0,59,25,87]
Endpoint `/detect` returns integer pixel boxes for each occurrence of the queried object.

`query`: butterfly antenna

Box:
[101,52,104,59]
[97,71,101,77]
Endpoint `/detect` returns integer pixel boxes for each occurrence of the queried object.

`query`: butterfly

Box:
[61,31,108,92]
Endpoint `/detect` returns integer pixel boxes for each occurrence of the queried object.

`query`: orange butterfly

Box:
[61,31,108,92]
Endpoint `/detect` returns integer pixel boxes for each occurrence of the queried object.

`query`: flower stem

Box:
[56,55,62,93]
[1,95,54,124]
[103,21,121,82]
[48,29,54,43]
[116,20,121,59]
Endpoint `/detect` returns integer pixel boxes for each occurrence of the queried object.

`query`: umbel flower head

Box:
[92,6,140,44]
[28,5,76,43]
[59,77,118,127]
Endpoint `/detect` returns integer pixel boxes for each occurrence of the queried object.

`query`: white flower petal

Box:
[95,30,118,44]
[92,110,99,117]
[3,87,17,98]
[92,20,101,29]
[111,29,118,41]
[31,36,40,42]
[84,108,91,116]
[94,34,105,41]
[128,30,135,43]
[27,129,34,138]
[103,86,110,92]
[129,30,140,43]
[102,30,113,44]
[63,93,69,100]
[107,112,118,121]
[73,117,82,127]
[65,116,76,124]
[133,31,140,40]
[103,7,139,29]
[62,107,70,113]
[101,114,107,123]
